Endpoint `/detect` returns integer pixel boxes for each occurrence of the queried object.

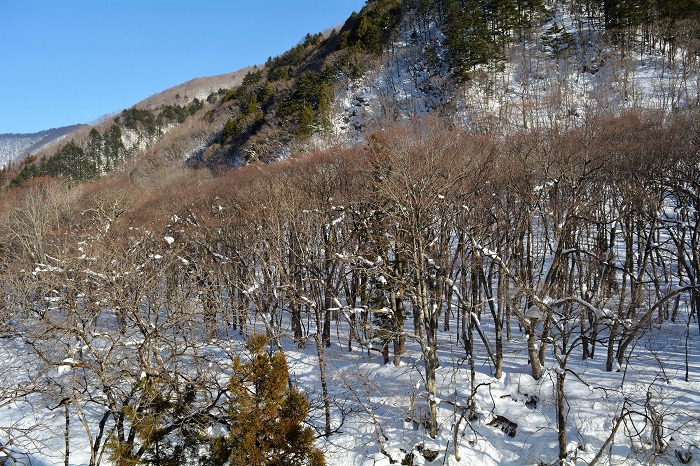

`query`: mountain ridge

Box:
[3,0,700,186]
[133,66,257,111]
[0,124,88,169]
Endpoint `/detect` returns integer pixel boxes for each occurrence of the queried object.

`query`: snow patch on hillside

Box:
[329,3,698,141]
[0,125,85,169]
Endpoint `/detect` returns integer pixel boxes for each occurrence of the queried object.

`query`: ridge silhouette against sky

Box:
[0,0,366,134]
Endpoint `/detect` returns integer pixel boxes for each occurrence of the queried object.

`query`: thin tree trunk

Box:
[390,288,405,365]
[314,331,332,437]
[556,371,567,462]
[64,401,70,466]
[527,327,543,380]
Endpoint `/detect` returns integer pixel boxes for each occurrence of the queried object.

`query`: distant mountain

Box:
[0,124,87,168]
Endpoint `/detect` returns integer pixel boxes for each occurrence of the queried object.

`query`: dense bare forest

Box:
[1,110,699,464]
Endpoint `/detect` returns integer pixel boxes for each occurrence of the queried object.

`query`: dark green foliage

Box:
[267,64,291,82]
[302,32,324,48]
[104,337,319,466]
[220,76,275,143]
[159,104,189,124]
[222,88,238,103]
[46,140,99,181]
[602,0,649,30]
[655,0,700,20]
[10,120,130,187]
[242,93,260,116]
[337,0,401,54]
[122,101,202,138]
[104,123,126,171]
[7,87,209,188]
[10,157,41,187]
[264,33,322,83]
[257,82,275,109]
[600,0,700,31]
[442,0,496,81]
[242,68,264,86]
[514,0,547,30]
[221,111,264,144]
[266,45,308,82]
[122,108,158,138]
[222,71,275,114]
[188,97,204,115]
[11,140,99,185]
[222,118,241,142]
[437,0,546,81]
[278,68,335,137]
[542,22,577,57]
[85,128,104,170]
[207,334,325,466]
[107,377,207,466]
[158,99,204,126]
[218,51,336,147]
[486,0,520,43]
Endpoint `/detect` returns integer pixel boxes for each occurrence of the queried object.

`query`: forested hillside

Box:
[1,1,700,465]
[5,0,699,185]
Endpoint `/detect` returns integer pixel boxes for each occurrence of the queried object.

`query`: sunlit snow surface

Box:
[1,315,697,465]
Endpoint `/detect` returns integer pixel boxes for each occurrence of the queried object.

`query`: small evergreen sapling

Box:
[209,333,325,466]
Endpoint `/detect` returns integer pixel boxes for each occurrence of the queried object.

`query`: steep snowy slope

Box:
[330,0,699,141]
[0,125,86,168]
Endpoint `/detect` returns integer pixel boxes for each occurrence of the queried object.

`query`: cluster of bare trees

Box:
[0,111,699,463]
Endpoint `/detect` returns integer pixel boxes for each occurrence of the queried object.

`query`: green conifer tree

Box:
[442,0,494,81]
[104,124,125,171]
[487,0,519,42]
[85,128,104,175]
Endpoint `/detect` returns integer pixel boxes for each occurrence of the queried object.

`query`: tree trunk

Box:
[413,274,439,438]
[468,305,477,420]
[390,289,405,365]
[526,328,543,380]
[425,347,439,439]
[581,310,590,360]
[64,401,70,466]
[537,312,550,367]
[291,302,303,347]
[494,321,503,379]
[606,324,617,371]
[314,331,332,437]
[556,371,567,462]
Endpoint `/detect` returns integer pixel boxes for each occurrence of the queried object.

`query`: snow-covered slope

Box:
[330,1,699,141]
[0,124,86,168]
[0,282,697,466]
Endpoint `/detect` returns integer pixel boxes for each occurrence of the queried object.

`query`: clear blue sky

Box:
[0,0,366,134]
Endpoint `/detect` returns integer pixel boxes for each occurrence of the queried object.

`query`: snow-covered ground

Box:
[0,304,698,465]
[290,317,700,465]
